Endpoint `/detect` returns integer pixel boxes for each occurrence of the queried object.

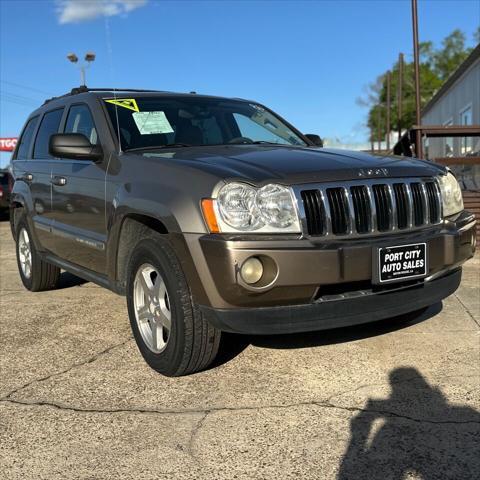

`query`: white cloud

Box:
[56,0,148,24]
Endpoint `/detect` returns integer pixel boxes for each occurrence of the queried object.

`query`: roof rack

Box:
[43,86,171,105]
[72,87,169,94]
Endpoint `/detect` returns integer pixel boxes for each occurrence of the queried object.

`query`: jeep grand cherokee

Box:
[10,88,476,376]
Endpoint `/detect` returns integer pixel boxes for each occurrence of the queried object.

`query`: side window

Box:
[232,113,291,145]
[64,104,98,144]
[33,109,64,159]
[460,105,472,155]
[16,116,39,160]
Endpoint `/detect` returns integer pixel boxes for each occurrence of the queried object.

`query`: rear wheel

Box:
[16,220,60,291]
[126,237,221,376]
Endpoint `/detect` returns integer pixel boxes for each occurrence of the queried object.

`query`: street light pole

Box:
[397,52,404,142]
[67,52,96,86]
[386,70,391,151]
[80,66,86,86]
[411,0,423,158]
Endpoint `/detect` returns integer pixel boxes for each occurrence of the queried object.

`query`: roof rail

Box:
[42,86,171,105]
[79,87,168,93]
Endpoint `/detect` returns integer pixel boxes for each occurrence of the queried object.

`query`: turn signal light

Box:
[201,199,220,233]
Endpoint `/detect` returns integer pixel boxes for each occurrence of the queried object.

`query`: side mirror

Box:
[305,134,323,147]
[49,133,103,161]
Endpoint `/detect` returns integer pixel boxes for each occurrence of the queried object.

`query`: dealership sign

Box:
[0,138,18,152]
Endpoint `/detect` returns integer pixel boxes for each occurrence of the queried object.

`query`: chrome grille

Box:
[327,188,349,234]
[351,185,371,233]
[393,183,408,229]
[300,189,325,236]
[297,178,442,239]
[372,184,392,231]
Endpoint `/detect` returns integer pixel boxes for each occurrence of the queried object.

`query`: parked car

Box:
[10,87,476,376]
[0,169,12,216]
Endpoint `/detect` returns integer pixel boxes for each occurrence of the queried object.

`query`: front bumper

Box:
[179,210,475,333]
[200,268,462,334]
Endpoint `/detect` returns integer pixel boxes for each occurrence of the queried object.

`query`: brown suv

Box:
[10,88,476,376]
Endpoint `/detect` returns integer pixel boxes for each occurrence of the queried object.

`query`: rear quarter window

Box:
[16,116,39,160]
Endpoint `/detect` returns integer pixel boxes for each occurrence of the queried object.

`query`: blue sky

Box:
[1,0,479,166]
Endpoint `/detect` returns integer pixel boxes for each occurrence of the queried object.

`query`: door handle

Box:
[51,176,67,186]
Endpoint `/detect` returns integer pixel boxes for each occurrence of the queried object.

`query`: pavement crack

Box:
[325,374,421,405]
[454,293,480,328]
[312,401,480,426]
[1,337,132,401]
[1,397,479,426]
[186,411,209,464]
[325,373,480,405]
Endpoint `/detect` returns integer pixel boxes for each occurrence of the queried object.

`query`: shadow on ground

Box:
[214,304,441,368]
[56,271,88,289]
[337,367,480,479]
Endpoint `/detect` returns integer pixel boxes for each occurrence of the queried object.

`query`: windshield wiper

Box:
[124,143,192,152]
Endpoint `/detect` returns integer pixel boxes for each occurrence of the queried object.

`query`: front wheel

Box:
[126,237,221,376]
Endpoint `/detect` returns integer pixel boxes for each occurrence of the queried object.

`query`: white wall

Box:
[422,57,480,190]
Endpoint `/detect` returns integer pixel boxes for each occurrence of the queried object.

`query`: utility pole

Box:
[397,53,404,142]
[377,107,382,151]
[411,0,423,158]
[386,70,391,151]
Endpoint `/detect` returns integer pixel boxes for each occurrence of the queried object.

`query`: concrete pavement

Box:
[0,220,479,479]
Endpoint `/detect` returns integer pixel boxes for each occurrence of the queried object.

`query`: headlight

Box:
[256,184,298,228]
[216,182,262,231]
[212,182,301,233]
[438,171,463,217]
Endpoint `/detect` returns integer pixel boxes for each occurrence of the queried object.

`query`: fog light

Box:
[240,257,263,284]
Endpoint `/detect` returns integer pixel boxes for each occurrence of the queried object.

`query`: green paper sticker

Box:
[132,111,174,135]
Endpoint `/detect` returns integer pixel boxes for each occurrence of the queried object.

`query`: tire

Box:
[126,236,221,377]
[16,219,60,292]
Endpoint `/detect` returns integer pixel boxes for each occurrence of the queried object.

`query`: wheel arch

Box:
[9,189,36,242]
[112,214,170,294]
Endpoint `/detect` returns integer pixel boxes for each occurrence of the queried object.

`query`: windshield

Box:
[103,96,307,150]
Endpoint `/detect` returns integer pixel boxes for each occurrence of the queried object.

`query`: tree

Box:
[362,29,474,144]
[433,29,472,81]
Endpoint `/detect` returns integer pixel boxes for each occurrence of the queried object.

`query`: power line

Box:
[0,80,54,96]
[0,90,38,102]
[0,90,39,107]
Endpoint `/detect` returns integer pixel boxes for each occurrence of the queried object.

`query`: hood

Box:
[138,145,445,185]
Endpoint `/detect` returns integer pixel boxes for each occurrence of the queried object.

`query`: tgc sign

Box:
[0,138,18,152]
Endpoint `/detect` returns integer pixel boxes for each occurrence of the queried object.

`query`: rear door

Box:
[49,103,107,273]
[10,116,39,221]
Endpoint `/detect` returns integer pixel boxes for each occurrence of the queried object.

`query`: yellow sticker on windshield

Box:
[104,98,139,112]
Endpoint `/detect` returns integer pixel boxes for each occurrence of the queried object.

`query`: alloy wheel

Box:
[18,228,32,279]
[133,263,172,353]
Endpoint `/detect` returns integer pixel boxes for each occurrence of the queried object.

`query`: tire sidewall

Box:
[126,239,190,376]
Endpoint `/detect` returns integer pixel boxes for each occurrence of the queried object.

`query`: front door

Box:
[49,104,107,274]
[28,109,64,252]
